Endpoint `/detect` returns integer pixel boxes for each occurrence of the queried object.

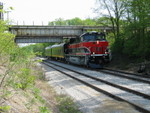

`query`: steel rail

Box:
[47,58,150,84]
[100,69,150,84]
[103,67,150,78]
[45,60,150,100]
[42,60,150,113]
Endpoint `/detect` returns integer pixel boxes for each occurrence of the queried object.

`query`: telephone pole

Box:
[0,2,4,20]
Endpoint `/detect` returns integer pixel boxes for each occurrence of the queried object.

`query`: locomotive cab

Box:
[80,31,106,42]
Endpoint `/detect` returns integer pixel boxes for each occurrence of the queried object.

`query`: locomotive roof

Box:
[80,31,105,37]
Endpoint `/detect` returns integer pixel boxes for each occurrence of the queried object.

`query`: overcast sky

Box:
[1,0,97,25]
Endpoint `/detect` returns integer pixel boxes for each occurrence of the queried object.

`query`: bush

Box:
[0,20,51,112]
[111,37,124,54]
[56,95,81,113]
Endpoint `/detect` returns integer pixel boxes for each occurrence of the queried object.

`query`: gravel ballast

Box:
[41,63,141,113]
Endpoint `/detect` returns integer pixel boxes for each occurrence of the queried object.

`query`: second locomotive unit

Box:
[45,31,111,68]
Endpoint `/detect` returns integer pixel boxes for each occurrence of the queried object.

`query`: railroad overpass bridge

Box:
[9,25,113,43]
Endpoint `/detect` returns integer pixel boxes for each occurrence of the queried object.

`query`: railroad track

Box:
[99,68,150,85]
[42,60,150,113]
[103,67,150,78]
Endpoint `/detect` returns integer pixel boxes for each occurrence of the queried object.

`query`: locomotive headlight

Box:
[93,52,95,54]
[96,41,100,44]
[105,48,109,54]
[105,51,109,54]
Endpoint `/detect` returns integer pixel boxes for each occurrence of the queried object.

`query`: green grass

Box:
[56,95,82,113]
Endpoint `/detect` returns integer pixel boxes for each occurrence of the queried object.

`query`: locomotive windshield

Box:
[81,33,106,42]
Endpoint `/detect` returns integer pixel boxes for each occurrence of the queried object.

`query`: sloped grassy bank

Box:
[0,61,81,113]
[0,20,81,113]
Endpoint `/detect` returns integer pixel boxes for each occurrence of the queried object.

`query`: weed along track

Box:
[42,60,150,113]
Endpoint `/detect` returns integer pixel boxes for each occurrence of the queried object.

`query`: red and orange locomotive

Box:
[45,31,111,68]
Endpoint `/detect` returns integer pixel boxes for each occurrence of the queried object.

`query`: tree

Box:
[123,0,150,58]
[66,17,83,25]
[95,17,112,26]
[96,0,126,38]
[48,17,97,26]
[83,18,96,25]
[48,18,66,25]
